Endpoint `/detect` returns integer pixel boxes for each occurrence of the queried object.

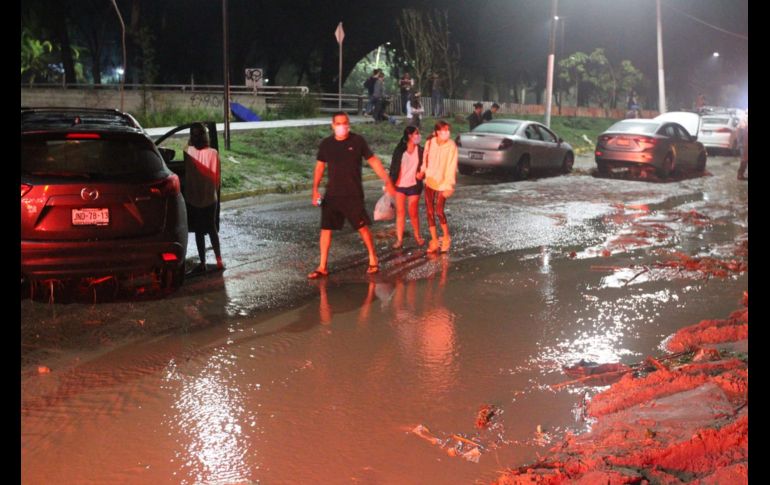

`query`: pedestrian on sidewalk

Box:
[418,120,458,254]
[372,71,387,122]
[308,112,397,279]
[364,69,379,115]
[399,72,414,115]
[430,73,445,117]
[184,122,224,272]
[406,91,424,128]
[389,125,425,249]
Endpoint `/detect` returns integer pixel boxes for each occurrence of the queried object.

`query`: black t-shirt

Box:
[482,110,494,122]
[316,133,374,198]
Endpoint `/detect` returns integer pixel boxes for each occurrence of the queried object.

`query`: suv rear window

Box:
[22,135,167,179]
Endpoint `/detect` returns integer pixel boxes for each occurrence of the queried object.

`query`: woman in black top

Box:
[388,126,425,249]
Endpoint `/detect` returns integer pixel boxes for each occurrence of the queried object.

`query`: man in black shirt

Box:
[467,102,484,130]
[308,112,397,278]
[482,102,500,122]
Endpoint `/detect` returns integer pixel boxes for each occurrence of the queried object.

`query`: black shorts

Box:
[396,184,422,196]
[321,196,371,230]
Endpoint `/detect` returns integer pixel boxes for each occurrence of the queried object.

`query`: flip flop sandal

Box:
[307,269,329,279]
[366,264,380,274]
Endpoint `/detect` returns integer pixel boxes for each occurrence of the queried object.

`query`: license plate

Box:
[611,167,629,173]
[72,208,109,226]
[469,151,484,160]
[616,138,630,146]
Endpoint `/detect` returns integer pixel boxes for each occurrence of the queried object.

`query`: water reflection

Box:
[168,352,255,484]
[389,256,458,396]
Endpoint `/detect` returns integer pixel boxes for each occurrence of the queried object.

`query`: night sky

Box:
[22,0,748,108]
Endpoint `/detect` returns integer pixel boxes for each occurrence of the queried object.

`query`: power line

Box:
[663,3,748,41]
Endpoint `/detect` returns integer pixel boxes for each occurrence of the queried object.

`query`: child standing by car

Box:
[418,120,458,253]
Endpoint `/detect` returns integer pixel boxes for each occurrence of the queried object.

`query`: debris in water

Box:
[475,404,498,429]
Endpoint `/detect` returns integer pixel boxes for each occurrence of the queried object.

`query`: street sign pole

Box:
[335,22,345,110]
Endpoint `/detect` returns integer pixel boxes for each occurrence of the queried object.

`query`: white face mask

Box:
[411,134,421,145]
[333,125,349,138]
[437,130,451,141]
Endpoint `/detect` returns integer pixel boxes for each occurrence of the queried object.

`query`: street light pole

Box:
[544,0,558,128]
[222,0,231,150]
[109,0,126,111]
[656,0,667,113]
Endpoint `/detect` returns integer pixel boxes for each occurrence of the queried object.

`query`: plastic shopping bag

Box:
[373,192,395,221]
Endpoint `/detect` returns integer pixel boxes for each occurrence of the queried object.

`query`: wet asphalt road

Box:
[21,154,747,366]
[21,154,748,484]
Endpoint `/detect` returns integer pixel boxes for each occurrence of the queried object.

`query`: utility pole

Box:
[544,0,558,127]
[223,0,230,149]
[109,0,126,111]
[656,0,667,113]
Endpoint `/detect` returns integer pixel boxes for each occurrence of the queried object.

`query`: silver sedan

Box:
[456,120,575,179]
[594,119,707,178]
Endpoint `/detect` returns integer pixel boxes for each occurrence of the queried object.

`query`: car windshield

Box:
[22,136,166,178]
[471,122,521,135]
[702,117,730,125]
[606,121,658,134]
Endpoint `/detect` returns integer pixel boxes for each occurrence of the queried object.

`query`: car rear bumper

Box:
[595,150,660,167]
[458,148,514,168]
[21,237,187,281]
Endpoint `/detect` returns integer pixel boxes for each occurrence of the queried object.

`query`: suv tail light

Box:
[149,174,181,197]
[455,135,462,147]
[715,127,732,133]
[21,183,32,198]
[498,138,513,150]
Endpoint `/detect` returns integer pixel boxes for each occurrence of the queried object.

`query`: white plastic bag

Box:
[373,192,395,221]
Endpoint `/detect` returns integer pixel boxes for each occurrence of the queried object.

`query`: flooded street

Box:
[21,156,747,484]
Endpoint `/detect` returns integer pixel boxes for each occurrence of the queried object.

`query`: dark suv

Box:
[21,107,188,292]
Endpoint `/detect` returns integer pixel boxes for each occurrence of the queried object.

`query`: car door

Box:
[673,123,700,167]
[154,121,221,230]
[534,124,563,168]
[522,123,547,168]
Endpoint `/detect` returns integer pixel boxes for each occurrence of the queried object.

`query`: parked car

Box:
[456,119,574,178]
[21,107,191,292]
[698,112,741,155]
[594,117,707,178]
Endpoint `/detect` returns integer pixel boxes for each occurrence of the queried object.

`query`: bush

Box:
[281,92,320,118]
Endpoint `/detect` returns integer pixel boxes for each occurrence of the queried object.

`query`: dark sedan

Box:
[594,119,707,178]
[457,120,574,179]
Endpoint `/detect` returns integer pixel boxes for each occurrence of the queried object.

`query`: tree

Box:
[558,52,590,106]
[559,49,644,109]
[397,8,461,96]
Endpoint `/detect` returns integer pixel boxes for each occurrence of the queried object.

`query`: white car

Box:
[698,112,741,155]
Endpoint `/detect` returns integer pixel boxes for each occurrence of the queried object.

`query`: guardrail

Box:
[22,84,654,119]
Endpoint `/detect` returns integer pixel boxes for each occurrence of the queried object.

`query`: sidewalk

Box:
[144,115,374,137]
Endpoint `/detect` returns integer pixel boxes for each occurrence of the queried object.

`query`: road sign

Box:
[335,22,344,44]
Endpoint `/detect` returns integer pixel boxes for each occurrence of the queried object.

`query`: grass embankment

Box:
[157,115,615,198]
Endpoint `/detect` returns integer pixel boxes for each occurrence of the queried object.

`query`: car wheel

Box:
[515,156,531,180]
[657,153,674,179]
[161,265,185,292]
[696,152,707,172]
[561,152,574,174]
[458,164,475,175]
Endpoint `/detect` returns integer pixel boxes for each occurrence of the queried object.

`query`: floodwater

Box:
[21,156,747,484]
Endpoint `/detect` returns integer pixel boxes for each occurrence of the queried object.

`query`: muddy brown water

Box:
[21,156,747,484]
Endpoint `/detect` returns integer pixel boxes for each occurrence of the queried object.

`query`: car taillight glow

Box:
[633,136,658,149]
[498,138,513,150]
[715,127,732,133]
[149,173,181,197]
[21,183,32,198]
[595,150,603,157]
[161,252,178,262]
[65,133,101,139]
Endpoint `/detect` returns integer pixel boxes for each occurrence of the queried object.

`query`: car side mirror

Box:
[158,147,175,163]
